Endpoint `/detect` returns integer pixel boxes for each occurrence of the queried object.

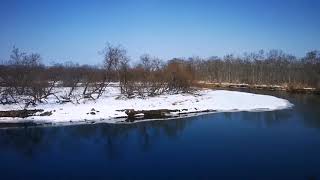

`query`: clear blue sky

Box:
[0,0,319,64]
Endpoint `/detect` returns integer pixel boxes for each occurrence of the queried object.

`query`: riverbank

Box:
[196,81,320,94]
[0,86,293,126]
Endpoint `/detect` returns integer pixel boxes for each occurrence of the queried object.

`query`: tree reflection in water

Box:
[0,128,48,158]
[0,117,193,160]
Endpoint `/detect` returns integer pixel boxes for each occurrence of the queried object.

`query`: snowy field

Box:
[0,86,293,124]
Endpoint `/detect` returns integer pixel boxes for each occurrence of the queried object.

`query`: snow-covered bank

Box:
[0,87,293,124]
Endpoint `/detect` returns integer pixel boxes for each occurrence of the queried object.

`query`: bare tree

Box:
[102,43,132,96]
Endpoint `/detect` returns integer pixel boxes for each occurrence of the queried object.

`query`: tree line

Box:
[190,50,320,88]
[0,44,319,106]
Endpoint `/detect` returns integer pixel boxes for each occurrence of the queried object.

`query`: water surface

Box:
[0,91,320,179]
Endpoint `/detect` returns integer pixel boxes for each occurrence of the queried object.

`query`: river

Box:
[0,90,319,179]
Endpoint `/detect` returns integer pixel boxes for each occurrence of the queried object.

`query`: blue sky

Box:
[0,0,319,64]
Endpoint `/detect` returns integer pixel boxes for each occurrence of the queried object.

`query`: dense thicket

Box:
[0,46,319,106]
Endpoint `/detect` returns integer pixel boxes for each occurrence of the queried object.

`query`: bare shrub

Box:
[0,47,56,106]
[133,54,167,97]
[165,59,195,93]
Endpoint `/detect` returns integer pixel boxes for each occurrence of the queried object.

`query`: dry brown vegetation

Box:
[0,45,319,106]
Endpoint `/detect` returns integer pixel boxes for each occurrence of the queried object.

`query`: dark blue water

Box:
[0,91,320,180]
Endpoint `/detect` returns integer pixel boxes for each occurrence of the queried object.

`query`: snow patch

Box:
[0,87,293,124]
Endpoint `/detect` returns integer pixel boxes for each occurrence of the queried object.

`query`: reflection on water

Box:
[0,119,192,159]
[0,91,320,179]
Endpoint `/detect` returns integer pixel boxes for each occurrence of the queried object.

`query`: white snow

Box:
[0,87,293,124]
